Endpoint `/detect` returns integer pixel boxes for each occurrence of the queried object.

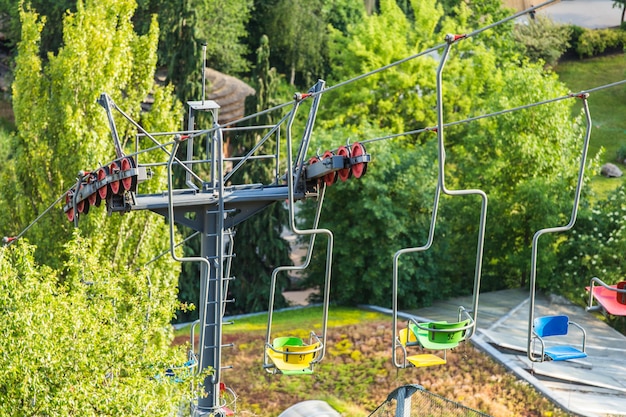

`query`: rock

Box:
[601,162,623,178]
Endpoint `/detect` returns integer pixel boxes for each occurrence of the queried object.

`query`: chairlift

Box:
[530,315,587,362]
[264,82,333,375]
[527,93,592,363]
[392,34,486,369]
[586,277,626,316]
[396,307,475,368]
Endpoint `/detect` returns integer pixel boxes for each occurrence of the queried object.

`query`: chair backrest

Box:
[283,342,320,364]
[617,281,626,305]
[398,328,417,347]
[273,337,304,349]
[428,319,470,344]
[533,315,569,337]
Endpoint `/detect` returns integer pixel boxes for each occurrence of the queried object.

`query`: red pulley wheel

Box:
[336,146,351,182]
[97,166,109,200]
[120,157,136,191]
[88,191,100,207]
[77,182,92,214]
[308,156,321,187]
[79,198,90,214]
[87,172,100,207]
[65,193,75,222]
[350,142,367,179]
[76,184,87,214]
[322,150,337,186]
[109,161,121,195]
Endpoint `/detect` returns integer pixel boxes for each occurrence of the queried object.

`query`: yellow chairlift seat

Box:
[397,327,447,368]
[266,336,322,375]
[396,318,471,368]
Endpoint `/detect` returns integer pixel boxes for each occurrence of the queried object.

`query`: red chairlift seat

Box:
[586,278,626,316]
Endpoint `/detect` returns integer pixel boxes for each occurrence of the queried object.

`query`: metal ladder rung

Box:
[203,343,235,350]
[205,254,235,260]
[207,277,234,283]
[206,208,236,215]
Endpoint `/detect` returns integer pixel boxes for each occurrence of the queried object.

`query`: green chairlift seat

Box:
[411,319,470,350]
[397,328,447,368]
[395,317,472,368]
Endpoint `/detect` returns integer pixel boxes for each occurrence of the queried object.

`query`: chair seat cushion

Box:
[544,346,587,361]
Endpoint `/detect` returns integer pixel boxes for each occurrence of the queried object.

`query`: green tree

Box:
[249,0,329,86]
[0,237,197,415]
[440,63,601,290]
[302,0,595,307]
[1,0,183,273]
[0,0,75,54]
[557,187,626,298]
[301,136,445,307]
[135,0,252,104]
[0,1,202,411]
[221,34,293,315]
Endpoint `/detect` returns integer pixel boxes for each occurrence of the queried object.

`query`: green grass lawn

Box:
[174,306,388,339]
[554,53,626,197]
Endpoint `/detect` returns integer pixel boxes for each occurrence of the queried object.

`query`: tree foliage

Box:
[248,0,365,87]
[135,0,252,104]
[301,0,598,308]
[0,0,75,53]
[0,1,203,411]
[556,186,626,297]
[300,136,444,308]
[1,0,182,275]
[513,16,572,66]
[222,33,292,315]
[0,237,197,415]
[614,0,626,25]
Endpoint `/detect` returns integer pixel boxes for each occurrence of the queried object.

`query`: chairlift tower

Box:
[62,79,370,415]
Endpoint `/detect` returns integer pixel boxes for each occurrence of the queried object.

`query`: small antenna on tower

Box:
[201,42,207,105]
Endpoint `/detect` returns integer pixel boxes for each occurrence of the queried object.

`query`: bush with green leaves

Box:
[0,236,200,416]
[513,16,572,66]
[553,187,626,304]
[576,28,626,58]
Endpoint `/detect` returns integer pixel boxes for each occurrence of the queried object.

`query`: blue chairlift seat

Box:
[532,315,587,362]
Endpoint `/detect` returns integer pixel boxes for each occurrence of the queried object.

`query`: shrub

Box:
[514,16,572,66]
[556,187,626,302]
[565,24,587,56]
[576,28,626,58]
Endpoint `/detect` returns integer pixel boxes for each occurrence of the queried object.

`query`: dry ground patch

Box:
[176,309,569,417]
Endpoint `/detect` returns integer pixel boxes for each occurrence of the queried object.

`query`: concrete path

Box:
[408,289,626,417]
[537,0,622,29]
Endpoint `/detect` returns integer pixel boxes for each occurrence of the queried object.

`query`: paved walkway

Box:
[407,289,626,417]
[536,0,622,29]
